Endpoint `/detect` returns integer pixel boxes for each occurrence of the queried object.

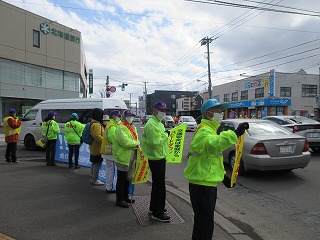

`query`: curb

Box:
[165,184,253,240]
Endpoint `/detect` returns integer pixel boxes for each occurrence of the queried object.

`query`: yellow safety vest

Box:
[100,122,117,155]
[3,116,21,136]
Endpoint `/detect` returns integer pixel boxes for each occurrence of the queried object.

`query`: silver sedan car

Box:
[218,119,311,175]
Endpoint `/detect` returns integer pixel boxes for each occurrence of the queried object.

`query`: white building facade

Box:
[0,1,88,121]
[201,69,319,120]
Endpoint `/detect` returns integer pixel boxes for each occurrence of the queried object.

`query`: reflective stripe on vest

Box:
[187,152,222,157]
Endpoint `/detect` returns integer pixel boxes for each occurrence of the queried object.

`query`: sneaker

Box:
[116,201,129,208]
[12,161,21,164]
[148,208,167,214]
[91,180,104,186]
[74,166,81,169]
[151,214,171,223]
[5,160,11,163]
[124,198,135,204]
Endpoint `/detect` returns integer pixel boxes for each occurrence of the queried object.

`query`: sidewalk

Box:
[0,135,252,240]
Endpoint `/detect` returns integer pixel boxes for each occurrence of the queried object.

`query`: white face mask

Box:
[114,117,120,123]
[208,111,224,123]
[126,116,134,124]
[157,111,166,121]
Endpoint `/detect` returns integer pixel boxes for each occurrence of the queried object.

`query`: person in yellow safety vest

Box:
[184,99,249,240]
[141,101,171,223]
[42,111,60,166]
[64,113,85,169]
[3,108,22,164]
[101,110,121,194]
[113,110,140,208]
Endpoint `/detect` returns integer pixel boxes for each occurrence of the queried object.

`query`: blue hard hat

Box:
[71,113,78,119]
[201,99,229,114]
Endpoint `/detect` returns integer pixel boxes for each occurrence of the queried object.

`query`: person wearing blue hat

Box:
[101,110,122,194]
[42,111,60,166]
[113,110,140,208]
[64,112,85,169]
[141,101,171,222]
[184,99,249,240]
[3,108,22,163]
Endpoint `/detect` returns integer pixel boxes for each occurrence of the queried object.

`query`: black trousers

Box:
[116,170,129,203]
[68,144,80,167]
[46,140,57,165]
[6,142,17,162]
[148,158,166,216]
[189,183,217,240]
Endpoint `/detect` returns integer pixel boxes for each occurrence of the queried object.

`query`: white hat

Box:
[103,115,110,121]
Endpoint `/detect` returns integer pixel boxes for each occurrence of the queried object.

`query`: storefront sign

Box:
[40,23,80,43]
[269,69,275,97]
[89,69,93,94]
[244,77,269,90]
[228,98,291,108]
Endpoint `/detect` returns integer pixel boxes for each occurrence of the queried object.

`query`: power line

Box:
[185,0,320,17]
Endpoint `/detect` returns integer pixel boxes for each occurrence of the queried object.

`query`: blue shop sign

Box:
[228,98,291,108]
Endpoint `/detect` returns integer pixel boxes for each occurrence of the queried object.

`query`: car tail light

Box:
[287,125,300,133]
[302,140,309,152]
[250,142,268,155]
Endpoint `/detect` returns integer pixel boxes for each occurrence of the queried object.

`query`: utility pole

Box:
[105,76,109,98]
[129,93,133,111]
[143,82,149,115]
[201,36,218,99]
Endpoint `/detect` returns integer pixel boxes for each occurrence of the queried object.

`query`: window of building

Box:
[64,71,79,91]
[302,84,317,97]
[172,103,175,108]
[255,88,264,98]
[241,90,248,100]
[280,87,291,97]
[171,94,176,99]
[223,93,229,102]
[231,92,238,101]
[33,30,40,47]
[214,95,219,101]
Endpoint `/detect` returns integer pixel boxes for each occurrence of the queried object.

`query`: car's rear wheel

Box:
[228,151,245,176]
[24,134,37,151]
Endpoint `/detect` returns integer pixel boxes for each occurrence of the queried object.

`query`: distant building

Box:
[0,1,88,121]
[202,69,320,119]
[146,90,198,116]
[176,94,203,118]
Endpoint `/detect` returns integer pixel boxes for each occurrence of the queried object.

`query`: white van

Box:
[20,98,127,150]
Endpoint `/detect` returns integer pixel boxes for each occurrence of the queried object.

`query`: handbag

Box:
[37,121,51,147]
[70,121,83,144]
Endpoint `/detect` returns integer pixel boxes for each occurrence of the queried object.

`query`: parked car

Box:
[142,115,152,124]
[162,115,175,128]
[264,115,320,152]
[218,119,311,175]
[178,116,198,131]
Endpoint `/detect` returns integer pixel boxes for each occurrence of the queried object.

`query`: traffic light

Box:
[121,83,128,91]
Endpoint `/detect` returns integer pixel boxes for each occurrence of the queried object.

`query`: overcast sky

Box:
[4,0,320,104]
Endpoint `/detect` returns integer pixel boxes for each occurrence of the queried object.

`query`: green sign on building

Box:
[40,23,80,43]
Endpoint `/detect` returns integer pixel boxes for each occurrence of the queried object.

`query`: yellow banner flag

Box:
[166,123,187,163]
[231,134,245,187]
[132,149,150,184]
